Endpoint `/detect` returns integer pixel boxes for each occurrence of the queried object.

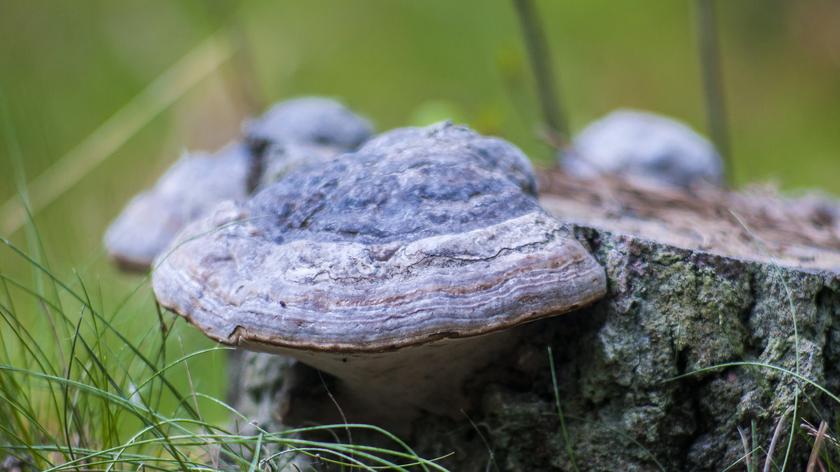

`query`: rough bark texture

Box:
[228,171,840,471]
[458,225,839,471]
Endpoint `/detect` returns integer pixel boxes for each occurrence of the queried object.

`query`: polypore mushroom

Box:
[153,123,606,427]
[244,97,373,154]
[104,97,372,271]
[104,143,250,272]
[562,109,724,188]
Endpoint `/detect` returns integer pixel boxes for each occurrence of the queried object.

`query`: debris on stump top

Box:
[539,169,840,272]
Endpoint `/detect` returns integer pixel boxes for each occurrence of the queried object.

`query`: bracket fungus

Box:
[104,97,372,271]
[561,109,724,188]
[153,122,606,424]
[104,143,250,272]
[244,96,373,154]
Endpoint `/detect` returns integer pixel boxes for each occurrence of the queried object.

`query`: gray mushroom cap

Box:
[104,143,249,271]
[152,124,606,420]
[562,109,724,188]
[153,123,603,353]
[244,97,373,151]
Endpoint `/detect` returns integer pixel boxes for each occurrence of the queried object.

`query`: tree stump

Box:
[231,170,840,471]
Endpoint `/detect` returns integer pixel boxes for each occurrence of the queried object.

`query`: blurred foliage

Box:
[1,0,839,423]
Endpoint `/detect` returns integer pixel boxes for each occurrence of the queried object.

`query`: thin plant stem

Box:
[695,0,733,185]
[512,0,569,151]
[737,426,752,472]
[763,410,788,472]
[204,1,264,113]
[547,346,579,472]
[806,421,828,472]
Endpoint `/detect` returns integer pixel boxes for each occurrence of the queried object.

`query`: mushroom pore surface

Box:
[152,123,606,353]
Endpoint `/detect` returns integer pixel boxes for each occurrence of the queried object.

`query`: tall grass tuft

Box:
[0,236,447,471]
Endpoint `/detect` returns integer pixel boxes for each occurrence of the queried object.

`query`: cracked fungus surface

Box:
[152,123,606,352]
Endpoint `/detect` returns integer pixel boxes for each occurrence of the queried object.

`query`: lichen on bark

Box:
[445,226,840,471]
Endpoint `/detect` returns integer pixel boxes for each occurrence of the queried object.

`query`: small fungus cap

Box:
[104,143,249,270]
[563,109,724,188]
[153,124,606,353]
[245,97,373,150]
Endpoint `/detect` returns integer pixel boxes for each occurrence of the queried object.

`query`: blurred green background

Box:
[1,0,839,420]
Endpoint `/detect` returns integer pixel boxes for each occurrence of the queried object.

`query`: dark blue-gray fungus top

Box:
[249,122,538,245]
[153,122,606,352]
